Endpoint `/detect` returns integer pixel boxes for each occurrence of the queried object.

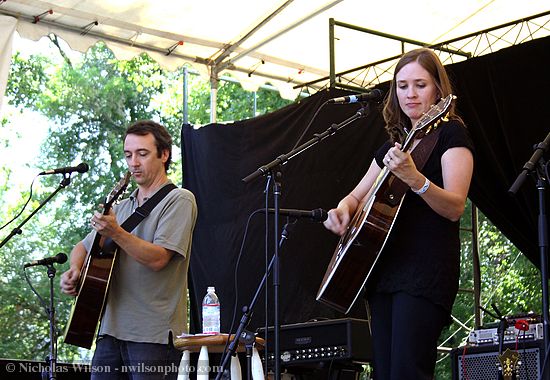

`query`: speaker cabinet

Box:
[451,340,544,380]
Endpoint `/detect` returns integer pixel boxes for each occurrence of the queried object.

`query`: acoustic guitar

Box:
[316,95,455,314]
[64,171,131,348]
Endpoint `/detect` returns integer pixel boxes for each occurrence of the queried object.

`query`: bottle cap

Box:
[207,286,215,292]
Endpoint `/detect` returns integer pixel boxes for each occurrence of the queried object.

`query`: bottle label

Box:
[202,304,221,334]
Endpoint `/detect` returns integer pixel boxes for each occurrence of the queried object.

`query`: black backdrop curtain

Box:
[448,36,550,268]
[182,36,550,333]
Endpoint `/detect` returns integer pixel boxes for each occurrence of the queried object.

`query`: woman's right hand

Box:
[323,207,351,236]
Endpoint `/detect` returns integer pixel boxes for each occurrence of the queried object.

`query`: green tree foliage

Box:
[1,40,291,362]
[5,52,50,109]
[0,129,70,360]
[434,201,541,379]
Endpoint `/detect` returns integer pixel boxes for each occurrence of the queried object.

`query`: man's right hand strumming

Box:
[60,267,81,296]
[59,241,87,296]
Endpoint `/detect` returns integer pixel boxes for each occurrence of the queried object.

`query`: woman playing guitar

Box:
[323,48,474,380]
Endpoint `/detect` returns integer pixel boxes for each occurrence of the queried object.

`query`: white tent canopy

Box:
[1,0,549,106]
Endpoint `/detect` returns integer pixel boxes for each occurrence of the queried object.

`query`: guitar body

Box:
[63,172,130,349]
[64,248,118,348]
[317,176,404,314]
[316,95,456,314]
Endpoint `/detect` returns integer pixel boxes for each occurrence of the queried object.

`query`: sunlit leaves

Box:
[1,40,292,362]
[5,52,50,109]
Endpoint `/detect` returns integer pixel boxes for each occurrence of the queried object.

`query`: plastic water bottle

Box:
[202,286,220,334]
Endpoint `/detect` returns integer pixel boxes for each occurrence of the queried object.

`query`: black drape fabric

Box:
[182,36,550,333]
[182,88,385,333]
[447,36,550,268]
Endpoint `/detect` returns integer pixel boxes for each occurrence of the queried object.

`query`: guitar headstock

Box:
[402,94,455,150]
[104,171,131,211]
[414,94,455,133]
[498,348,519,380]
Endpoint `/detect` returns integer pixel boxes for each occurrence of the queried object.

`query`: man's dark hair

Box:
[125,120,173,172]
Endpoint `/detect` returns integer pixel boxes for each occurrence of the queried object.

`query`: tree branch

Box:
[48,34,72,67]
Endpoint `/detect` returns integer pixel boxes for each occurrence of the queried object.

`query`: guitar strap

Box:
[382,124,443,206]
[120,182,178,232]
[101,183,177,252]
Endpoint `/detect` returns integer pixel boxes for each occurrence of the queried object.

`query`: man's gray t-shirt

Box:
[82,184,197,344]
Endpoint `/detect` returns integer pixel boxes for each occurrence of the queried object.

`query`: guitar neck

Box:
[365,166,391,208]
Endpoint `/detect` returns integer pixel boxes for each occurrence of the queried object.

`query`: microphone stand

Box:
[0,175,71,249]
[479,305,508,353]
[479,304,509,380]
[508,131,550,380]
[6,174,73,377]
[23,260,62,380]
[242,105,372,183]
[44,263,59,380]
[215,222,294,380]
[493,304,508,357]
[242,103,373,380]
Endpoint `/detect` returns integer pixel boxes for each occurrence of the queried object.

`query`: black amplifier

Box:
[257,318,372,366]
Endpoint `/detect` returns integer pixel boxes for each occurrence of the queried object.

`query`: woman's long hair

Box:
[382,48,460,143]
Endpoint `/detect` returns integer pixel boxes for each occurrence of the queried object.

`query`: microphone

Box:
[266,208,328,222]
[39,162,89,176]
[327,89,384,104]
[24,252,68,268]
